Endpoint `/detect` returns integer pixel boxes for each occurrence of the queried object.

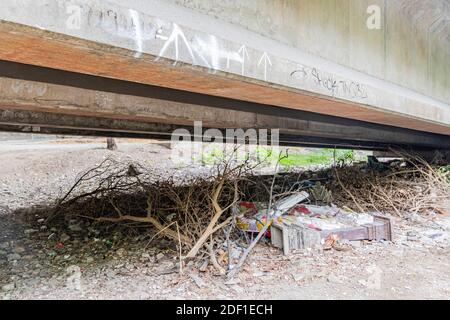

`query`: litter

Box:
[271,210,392,254]
[235,192,309,233]
[234,192,392,255]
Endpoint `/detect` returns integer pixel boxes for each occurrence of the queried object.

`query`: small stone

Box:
[47,250,57,257]
[292,273,305,282]
[229,247,242,260]
[89,228,100,236]
[358,279,368,287]
[116,248,126,257]
[69,224,83,232]
[199,260,208,272]
[428,233,443,240]
[0,249,7,257]
[252,269,265,277]
[0,242,9,249]
[406,231,419,241]
[156,253,165,261]
[189,274,206,288]
[48,233,57,240]
[349,240,362,248]
[327,274,342,284]
[224,278,241,285]
[7,253,21,261]
[125,263,135,271]
[105,270,116,278]
[230,285,244,293]
[1,283,15,292]
[24,229,38,235]
[86,257,94,263]
[60,233,70,243]
[13,246,26,254]
[37,219,45,224]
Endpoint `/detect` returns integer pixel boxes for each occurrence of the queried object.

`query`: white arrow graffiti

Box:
[155,27,168,41]
[238,45,250,75]
[258,52,272,81]
[128,9,143,58]
[156,23,195,66]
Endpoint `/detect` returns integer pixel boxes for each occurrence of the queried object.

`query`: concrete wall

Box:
[0,0,449,135]
[167,0,450,103]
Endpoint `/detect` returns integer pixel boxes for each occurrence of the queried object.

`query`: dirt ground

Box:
[0,138,449,300]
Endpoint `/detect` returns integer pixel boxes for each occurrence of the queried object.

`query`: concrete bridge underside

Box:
[0,0,449,151]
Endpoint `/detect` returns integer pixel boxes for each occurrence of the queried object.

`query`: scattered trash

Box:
[271,212,392,254]
[55,242,65,249]
[233,189,392,255]
[367,156,389,172]
[235,192,309,233]
[323,234,339,250]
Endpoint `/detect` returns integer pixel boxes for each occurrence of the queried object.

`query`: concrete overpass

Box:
[0,0,449,151]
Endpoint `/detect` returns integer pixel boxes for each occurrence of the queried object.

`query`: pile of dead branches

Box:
[45,157,272,273]
[41,152,449,276]
[328,157,450,216]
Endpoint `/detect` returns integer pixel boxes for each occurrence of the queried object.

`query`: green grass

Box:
[200,146,362,168]
[280,152,332,167]
[280,149,358,167]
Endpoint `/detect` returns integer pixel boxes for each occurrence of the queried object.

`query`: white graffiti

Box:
[128,9,143,58]
[258,52,272,81]
[191,36,214,71]
[237,45,250,76]
[156,23,196,66]
[290,65,368,99]
[192,35,244,73]
[155,27,168,41]
[226,51,244,69]
[205,35,220,70]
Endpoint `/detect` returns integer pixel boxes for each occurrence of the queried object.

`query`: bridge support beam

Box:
[0,67,449,151]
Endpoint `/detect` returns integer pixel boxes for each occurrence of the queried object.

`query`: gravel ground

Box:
[0,138,449,300]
